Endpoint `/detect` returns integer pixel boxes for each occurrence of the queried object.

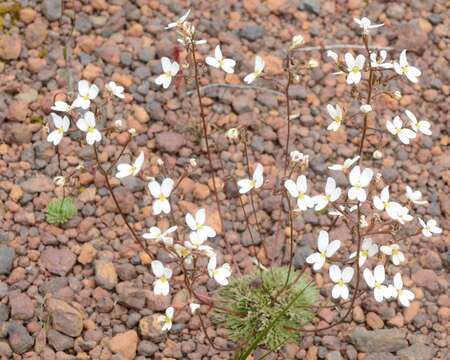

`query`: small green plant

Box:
[46,197,77,225]
[214,267,318,357]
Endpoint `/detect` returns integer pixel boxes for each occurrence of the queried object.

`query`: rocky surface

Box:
[0,0,448,359]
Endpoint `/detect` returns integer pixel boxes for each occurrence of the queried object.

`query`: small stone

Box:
[133,105,149,123]
[47,329,74,351]
[25,21,48,49]
[138,340,158,356]
[193,183,210,200]
[349,327,408,352]
[7,322,34,355]
[139,315,164,341]
[9,293,34,320]
[397,343,436,360]
[21,175,53,193]
[10,123,32,144]
[95,260,118,290]
[403,301,420,323]
[0,247,15,275]
[364,353,397,360]
[352,306,365,323]
[0,341,12,358]
[155,132,185,153]
[19,8,37,23]
[298,0,321,15]
[366,312,384,329]
[108,330,138,359]
[47,298,83,337]
[240,24,264,41]
[147,291,171,312]
[388,313,404,328]
[419,249,442,269]
[42,0,62,21]
[41,247,76,276]
[412,269,440,293]
[78,243,97,265]
[325,351,343,360]
[0,36,21,60]
[7,101,29,122]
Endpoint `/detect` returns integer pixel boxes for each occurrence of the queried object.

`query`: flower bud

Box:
[189,158,197,167]
[373,150,383,159]
[393,90,402,100]
[53,176,66,187]
[307,59,319,68]
[114,119,123,129]
[360,104,373,113]
[290,34,304,50]
[226,128,239,140]
[290,150,305,162]
[128,128,137,137]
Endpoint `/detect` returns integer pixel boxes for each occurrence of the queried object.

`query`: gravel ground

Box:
[0,0,449,359]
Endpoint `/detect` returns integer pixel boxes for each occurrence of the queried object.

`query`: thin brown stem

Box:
[190,41,240,275]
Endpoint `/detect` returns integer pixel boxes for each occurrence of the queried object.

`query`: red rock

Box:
[40,247,76,276]
[25,21,48,49]
[6,101,29,122]
[403,301,420,323]
[0,35,22,60]
[47,298,83,337]
[108,330,138,359]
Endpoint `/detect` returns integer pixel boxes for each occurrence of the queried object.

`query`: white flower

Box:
[380,244,405,266]
[244,55,265,84]
[363,265,389,302]
[354,17,383,34]
[305,230,341,271]
[389,273,415,307]
[72,80,99,110]
[290,34,304,49]
[151,260,172,296]
[237,163,264,194]
[326,50,338,63]
[349,238,378,267]
[405,186,427,205]
[190,302,200,314]
[143,226,177,246]
[205,45,236,74]
[51,100,72,112]
[148,178,174,215]
[405,110,431,136]
[290,150,305,162]
[313,177,341,211]
[328,156,360,171]
[158,306,174,331]
[208,256,231,286]
[106,81,125,99]
[345,53,365,85]
[155,57,180,89]
[393,90,402,100]
[329,265,354,300]
[174,244,193,264]
[116,151,144,178]
[186,208,216,242]
[394,50,421,83]
[348,166,373,202]
[326,104,343,131]
[418,218,442,237]
[360,104,373,113]
[373,186,403,220]
[47,113,70,145]
[370,50,393,69]
[372,150,383,160]
[396,206,413,224]
[386,116,416,144]
[165,9,190,29]
[76,111,102,145]
[284,175,313,211]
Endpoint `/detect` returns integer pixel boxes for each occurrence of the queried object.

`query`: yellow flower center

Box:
[58,128,64,134]
[251,179,257,188]
[351,66,360,73]
[83,95,90,101]
[159,194,167,201]
[335,116,342,124]
[298,193,305,200]
[361,250,368,257]
[325,195,332,201]
[88,127,96,133]
[392,248,399,256]
[338,279,345,287]
[320,252,326,259]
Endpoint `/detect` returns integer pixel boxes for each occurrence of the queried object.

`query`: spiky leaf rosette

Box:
[213,266,318,351]
[46,197,77,225]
